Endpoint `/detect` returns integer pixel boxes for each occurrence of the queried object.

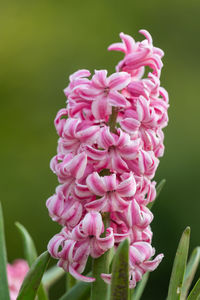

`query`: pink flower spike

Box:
[47,30,169,286]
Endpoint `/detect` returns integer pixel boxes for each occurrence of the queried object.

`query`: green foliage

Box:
[43,265,65,289]
[110,239,129,300]
[131,272,149,300]
[0,203,10,300]
[59,279,91,300]
[187,278,200,300]
[167,227,190,300]
[15,222,37,266]
[182,247,200,299]
[16,222,48,299]
[17,251,50,300]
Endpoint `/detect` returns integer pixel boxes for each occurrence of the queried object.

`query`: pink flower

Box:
[109,30,164,77]
[47,29,168,288]
[101,242,163,288]
[50,152,87,184]
[7,260,29,300]
[86,172,136,212]
[46,184,83,228]
[79,70,131,120]
[128,242,164,288]
[57,118,99,155]
[48,212,114,282]
[86,127,141,173]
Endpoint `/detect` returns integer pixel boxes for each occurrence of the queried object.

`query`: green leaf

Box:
[59,280,91,300]
[187,278,200,300]
[132,272,150,300]
[15,222,37,266]
[0,202,10,300]
[147,179,166,210]
[17,251,50,300]
[167,227,190,300]
[15,222,48,299]
[110,239,129,300]
[182,247,200,299]
[43,265,65,289]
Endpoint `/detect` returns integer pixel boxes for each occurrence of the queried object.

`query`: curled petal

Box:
[54,108,68,136]
[117,172,136,197]
[86,172,106,195]
[67,153,87,179]
[92,96,111,120]
[82,212,104,237]
[69,265,95,282]
[101,273,111,284]
[108,72,131,90]
[92,70,108,88]
[131,200,153,228]
[108,91,128,107]
[120,118,140,134]
[96,228,115,249]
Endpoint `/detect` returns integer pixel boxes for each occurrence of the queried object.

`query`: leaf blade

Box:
[43,265,65,289]
[110,239,129,300]
[17,251,50,300]
[15,222,37,266]
[182,247,200,299]
[0,202,10,300]
[59,280,91,300]
[132,272,149,300]
[167,227,190,300]
[15,222,48,299]
[187,278,200,300]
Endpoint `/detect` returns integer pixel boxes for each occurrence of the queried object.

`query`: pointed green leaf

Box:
[187,277,200,300]
[182,247,200,299]
[110,239,129,300]
[147,179,166,210]
[59,279,91,300]
[15,222,37,266]
[17,251,50,300]
[0,202,10,300]
[167,227,190,300]
[43,265,65,289]
[15,222,48,299]
[132,272,149,300]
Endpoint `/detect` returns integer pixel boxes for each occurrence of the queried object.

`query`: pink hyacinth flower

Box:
[7,260,29,300]
[86,172,136,212]
[79,70,131,119]
[47,29,168,287]
[109,30,164,77]
[86,127,141,173]
[101,241,163,288]
[57,118,100,155]
[48,212,114,282]
[46,184,83,228]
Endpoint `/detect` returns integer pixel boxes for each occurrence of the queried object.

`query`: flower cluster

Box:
[47,30,168,287]
[7,260,29,300]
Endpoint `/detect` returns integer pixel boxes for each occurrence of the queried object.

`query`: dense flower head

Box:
[47,29,169,288]
[7,260,29,300]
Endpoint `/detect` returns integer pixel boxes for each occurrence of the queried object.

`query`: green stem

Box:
[109,106,118,133]
[66,273,76,291]
[91,214,111,300]
[91,106,117,300]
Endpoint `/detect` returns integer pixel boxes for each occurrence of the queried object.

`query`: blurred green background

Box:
[1,0,200,298]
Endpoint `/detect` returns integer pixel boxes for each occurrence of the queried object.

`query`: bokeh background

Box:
[1,0,200,299]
